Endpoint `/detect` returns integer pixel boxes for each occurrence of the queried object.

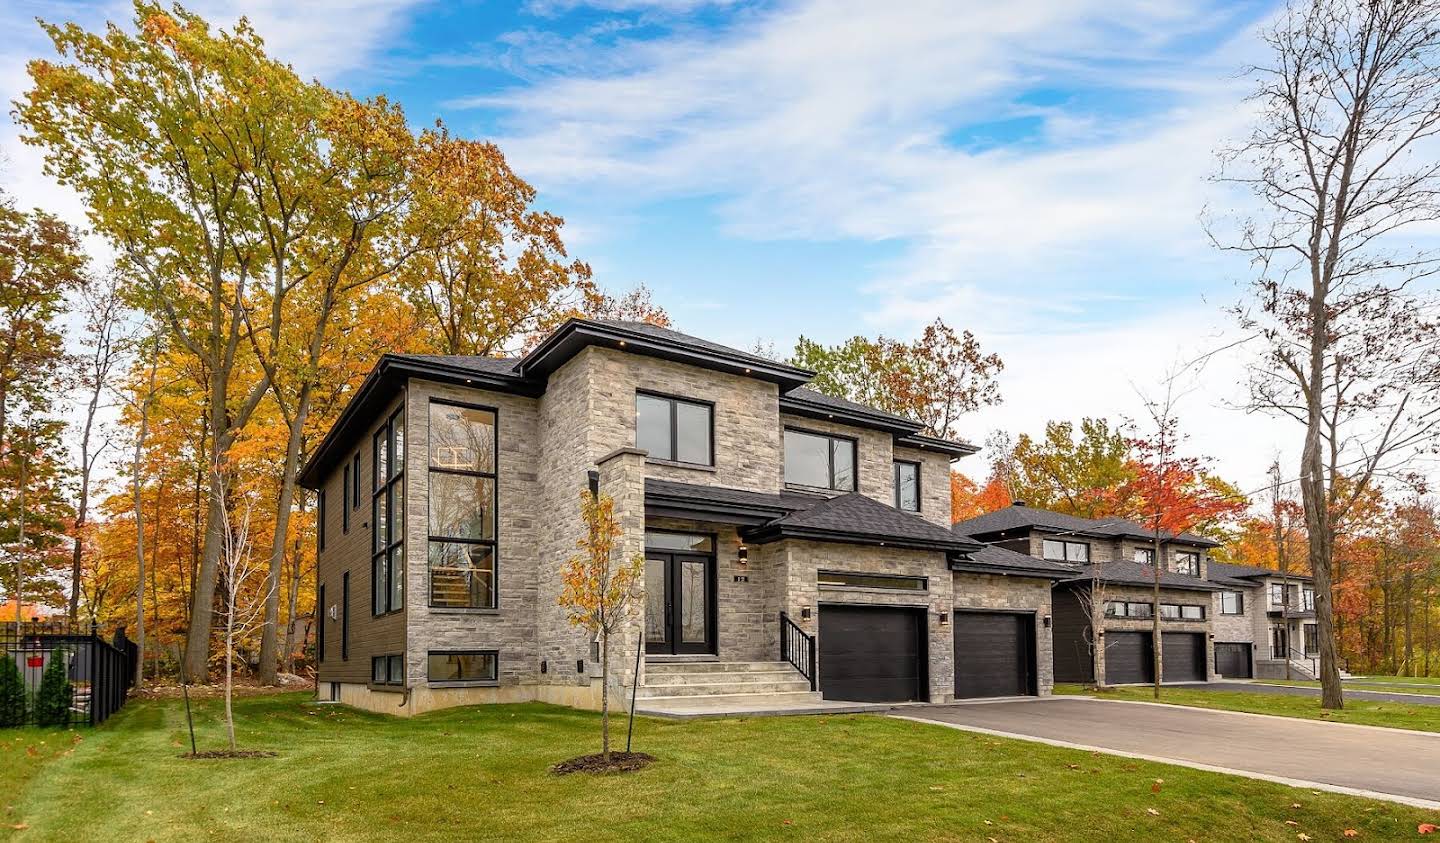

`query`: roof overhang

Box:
[894,433,980,458]
[643,493,789,527]
[740,522,983,555]
[519,318,813,390]
[298,354,540,489]
[949,560,1070,580]
[1055,575,1223,593]
[778,393,918,435]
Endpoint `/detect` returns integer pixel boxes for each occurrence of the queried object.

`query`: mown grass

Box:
[1056,683,1440,733]
[4,691,1438,841]
[1261,679,1440,697]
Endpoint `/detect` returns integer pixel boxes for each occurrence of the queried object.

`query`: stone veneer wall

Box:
[952,572,1055,696]
[893,445,955,529]
[1090,583,1215,682]
[776,540,954,703]
[778,414,893,506]
[645,516,774,663]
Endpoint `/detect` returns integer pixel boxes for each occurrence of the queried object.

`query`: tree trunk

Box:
[601,630,611,763]
[225,615,236,752]
[132,403,150,687]
[13,435,25,627]
[259,385,312,684]
[1152,532,1162,699]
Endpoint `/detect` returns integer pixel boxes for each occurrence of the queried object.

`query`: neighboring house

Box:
[300,318,1060,717]
[1207,561,1329,680]
[953,504,1224,686]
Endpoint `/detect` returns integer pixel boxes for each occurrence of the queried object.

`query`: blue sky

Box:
[1,0,1314,492]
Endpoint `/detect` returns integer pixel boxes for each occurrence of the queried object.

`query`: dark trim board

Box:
[953,609,1037,699]
[817,603,928,703]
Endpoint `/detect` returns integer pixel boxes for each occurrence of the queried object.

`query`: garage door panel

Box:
[1215,642,1252,679]
[1104,631,1152,685]
[954,611,1035,699]
[1162,632,1205,682]
[819,606,924,703]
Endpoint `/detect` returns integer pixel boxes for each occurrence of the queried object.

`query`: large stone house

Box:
[301,319,1062,716]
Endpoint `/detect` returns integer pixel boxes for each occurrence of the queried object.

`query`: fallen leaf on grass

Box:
[1291,803,1302,809]
[1151,782,1162,794]
[1343,830,1359,838]
[1284,821,1299,827]
[1298,834,1312,841]
[1419,824,1437,835]
[11,824,28,831]
[1146,808,1160,816]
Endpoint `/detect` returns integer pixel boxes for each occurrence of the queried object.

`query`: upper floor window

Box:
[373,408,405,616]
[1269,583,1285,607]
[428,401,498,609]
[636,392,713,465]
[784,428,856,491]
[1302,587,1315,612]
[893,461,920,511]
[1220,591,1245,615]
[1133,548,1155,565]
[1174,551,1200,577]
[1042,539,1090,563]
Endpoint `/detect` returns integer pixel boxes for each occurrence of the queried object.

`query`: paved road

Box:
[902,698,1440,806]
[1192,681,1440,706]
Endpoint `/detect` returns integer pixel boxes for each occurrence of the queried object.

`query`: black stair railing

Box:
[779,612,817,691]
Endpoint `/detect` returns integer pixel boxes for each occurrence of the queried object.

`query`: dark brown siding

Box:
[1051,586,1094,683]
[316,391,407,685]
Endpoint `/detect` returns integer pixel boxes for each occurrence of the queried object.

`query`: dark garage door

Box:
[953,611,1035,698]
[1214,642,1253,679]
[1162,632,1206,682]
[1104,631,1152,685]
[819,605,925,702]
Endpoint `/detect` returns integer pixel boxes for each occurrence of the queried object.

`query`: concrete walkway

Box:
[899,697,1440,808]
[1196,681,1440,706]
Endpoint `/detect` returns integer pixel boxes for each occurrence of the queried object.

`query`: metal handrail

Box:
[779,612,817,691]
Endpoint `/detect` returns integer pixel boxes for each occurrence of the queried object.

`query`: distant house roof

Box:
[743,492,982,554]
[1207,560,1312,584]
[1060,560,1224,593]
[952,504,1220,548]
[301,318,978,488]
[950,538,1079,580]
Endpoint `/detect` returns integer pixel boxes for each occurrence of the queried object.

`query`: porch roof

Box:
[643,478,982,555]
[950,540,1079,580]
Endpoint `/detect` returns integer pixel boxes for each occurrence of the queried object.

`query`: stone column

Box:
[597,447,647,711]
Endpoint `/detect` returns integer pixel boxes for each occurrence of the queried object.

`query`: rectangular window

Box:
[1105,601,1128,618]
[817,571,927,591]
[1128,602,1152,618]
[1302,587,1315,612]
[1159,603,1180,619]
[317,584,326,663]
[645,531,714,553]
[1156,603,1206,620]
[371,656,386,684]
[428,401,498,609]
[1269,583,1286,607]
[352,453,362,510]
[388,654,404,685]
[783,428,856,491]
[1042,540,1090,563]
[1134,548,1155,565]
[1174,551,1200,577]
[372,408,405,615]
[427,650,498,684]
[371,655,404,686]
[893,461,920,512]
[1304,623,1318,654]
[317,490,327,552]
[635,392,713,465]
[1180,604,1205,620]
[342,464,351,533]
[1220,591,1244,615]
[1271,627,1288,659]
[341,573,349,661]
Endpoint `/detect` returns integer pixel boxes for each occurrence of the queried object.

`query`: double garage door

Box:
[1104,631,1206,684]
[817,605,1037,702]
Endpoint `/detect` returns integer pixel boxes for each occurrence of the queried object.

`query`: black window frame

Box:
[317,489,327,552]
[1302,586,1315,612]
[341,572,350,661]
[817,570,928,591]
[1174,551,1201,577]
[342,463,351,533]
[893,460,921,512]
[371,654,404,687]
[426,649,499,685]
[1133,547,1156,565]
[427,398,500,610]
[783,426,858,492]
[317,583,326,663]
[635,390,715,466]
[352,452,362,511]
[1105,600,1154,619]
[372,407,406,617]
[1303,623,1318,654]
[1220,590,1245,615]
[1269,582,1286,607]
[1042,539,1091,563]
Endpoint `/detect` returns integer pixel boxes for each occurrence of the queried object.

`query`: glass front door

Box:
[644,551,715,654]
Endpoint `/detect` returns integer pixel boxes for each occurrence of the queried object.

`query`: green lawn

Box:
[1056,683,1440,732]
[1347,675,1440,686]
[2,692,1437,841]
[1260,679,1440,697]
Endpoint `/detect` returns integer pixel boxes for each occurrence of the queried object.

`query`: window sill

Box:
[819,585,929,596]
[783,484,848,497]
[427,606,501,615]
[646,458,716,473]
[428,680,500,689]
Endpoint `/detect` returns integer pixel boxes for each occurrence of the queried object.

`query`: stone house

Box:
[1207,561,1327,679]
[301,318,1062,717]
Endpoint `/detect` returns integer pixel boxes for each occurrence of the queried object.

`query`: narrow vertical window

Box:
[372,408,405,615]
[317,584,326,663]
[317,490,327,552]
[893,461,920,511]
[341,572,350,661]
[343,464,351,533]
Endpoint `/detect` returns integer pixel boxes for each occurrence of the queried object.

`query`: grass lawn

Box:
[3,692,1438,841]
[1259,679,1440,697]
[1056,683,1440,733]
[1347,675,1440,686]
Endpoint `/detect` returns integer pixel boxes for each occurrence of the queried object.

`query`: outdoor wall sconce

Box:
[576,660,586,674]
[801,607,812,620]
[737,544,749,566]
[937,612,949,626]
[540,660,548,674]
[1042,615,1052,629]
[1096,629,1105,638]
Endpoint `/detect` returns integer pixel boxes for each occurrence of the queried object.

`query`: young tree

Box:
[557,489,644,764]
[214,470,271,752]
[1215,0,1440,709]
[33,648,73,727]
[0,657,25,727]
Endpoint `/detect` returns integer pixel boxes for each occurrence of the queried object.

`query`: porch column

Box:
[596,447,647,710]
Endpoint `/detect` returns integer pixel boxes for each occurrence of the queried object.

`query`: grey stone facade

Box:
[952,572,1055,696]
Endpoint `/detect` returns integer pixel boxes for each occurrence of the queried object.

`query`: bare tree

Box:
[123,330,164,686]
[214,468,273,752]
[1215,0,1440,709]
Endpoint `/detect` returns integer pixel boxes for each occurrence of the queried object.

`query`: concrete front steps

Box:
[634,659,882,717]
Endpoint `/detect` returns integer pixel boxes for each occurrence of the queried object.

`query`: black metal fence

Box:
[0,621,137,728]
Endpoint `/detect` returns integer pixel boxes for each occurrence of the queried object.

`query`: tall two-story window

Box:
[1174,551,1200,577]
[372,408,405,615]
[428,401,498,609]
[636,392,713,465]
[784,428,856,491]
[1042,540,1090,563]
[893,461,920,511]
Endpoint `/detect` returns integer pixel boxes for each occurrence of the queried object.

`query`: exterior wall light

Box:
[1042,615,1052,628]
[737,544,749,565]
[937,612,949,626]
[801,606,812,621]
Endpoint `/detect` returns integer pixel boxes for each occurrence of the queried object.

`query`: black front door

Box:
[644,552,715,655]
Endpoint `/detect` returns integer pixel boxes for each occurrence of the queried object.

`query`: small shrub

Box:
[0,658,25,727]
[34,650,74,727]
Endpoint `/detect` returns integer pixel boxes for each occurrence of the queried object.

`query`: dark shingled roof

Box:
[782,386,919,427]
[643,478,818,515]
[742,492,980,553]
[396,354,523,376]
[588,319,791,371]
[953,539,1079,579]
[1062,560,1224,592]
[952,504,1220,548]
[1207,560,1312,584]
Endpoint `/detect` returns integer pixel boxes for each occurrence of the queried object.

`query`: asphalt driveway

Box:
[899,697,1440,807]
[1190,681,1440,706]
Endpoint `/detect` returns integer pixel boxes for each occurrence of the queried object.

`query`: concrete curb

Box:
[892,714,1440,811]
